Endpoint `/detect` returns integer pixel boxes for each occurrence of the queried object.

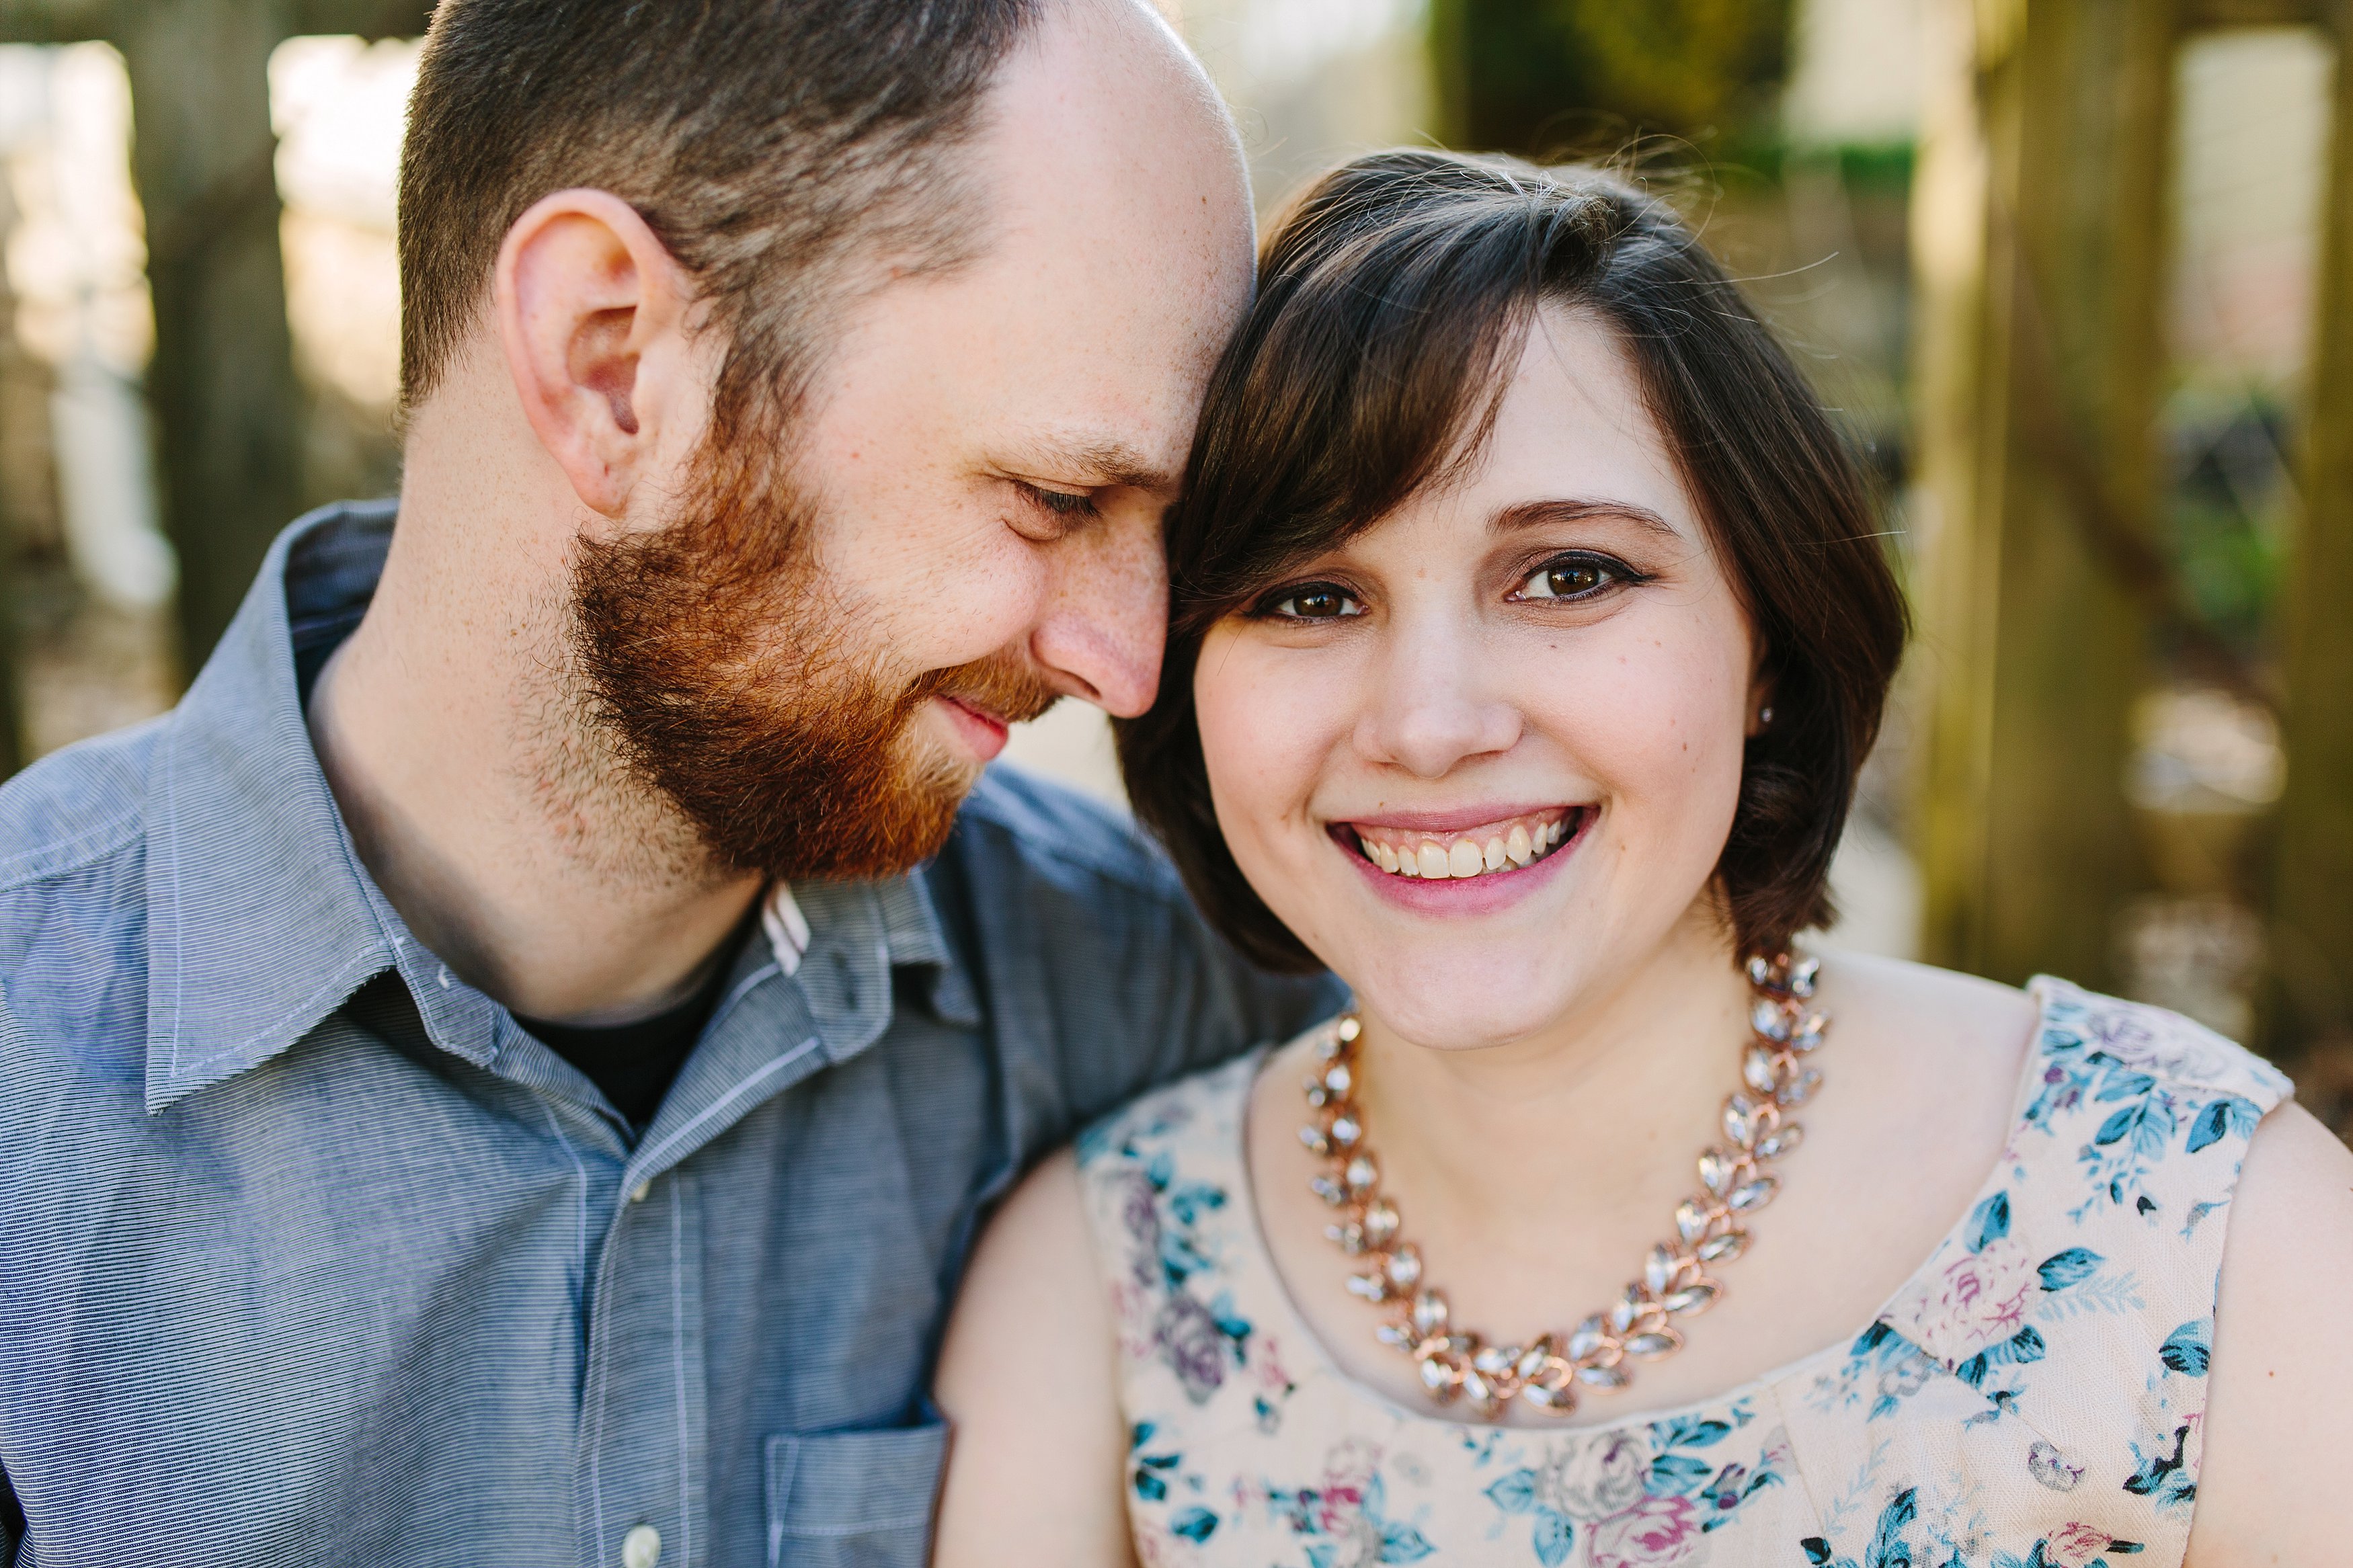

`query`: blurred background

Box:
[0,0,2348,1131]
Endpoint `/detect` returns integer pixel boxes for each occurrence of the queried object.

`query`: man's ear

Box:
[495,188,698,520]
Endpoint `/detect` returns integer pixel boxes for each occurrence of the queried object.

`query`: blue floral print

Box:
[1073,981,2288,1567]
[1276,1471,1435,1566]
[1480,1408,1786,1565]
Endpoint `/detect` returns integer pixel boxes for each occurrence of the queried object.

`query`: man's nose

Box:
[1028,511,1168,718]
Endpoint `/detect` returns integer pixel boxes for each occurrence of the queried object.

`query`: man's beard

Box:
[569,442,1058,882]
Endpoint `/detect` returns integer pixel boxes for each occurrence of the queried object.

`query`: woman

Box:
[932,151,2353,1567]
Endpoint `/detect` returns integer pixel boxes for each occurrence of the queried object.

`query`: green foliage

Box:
[2162,390,2295,661]
[1436,0,1795,158]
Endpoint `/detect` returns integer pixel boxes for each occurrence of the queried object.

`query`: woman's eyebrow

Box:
[1490,497,1681,539]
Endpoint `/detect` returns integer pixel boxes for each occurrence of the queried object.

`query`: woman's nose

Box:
[1352,634,1521,778]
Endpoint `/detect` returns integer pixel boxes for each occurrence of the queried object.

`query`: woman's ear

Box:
[1745,667,1778,739]
[495,188,699,520]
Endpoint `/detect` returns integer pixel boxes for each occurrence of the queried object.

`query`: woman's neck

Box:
[1343,901,1755,1262]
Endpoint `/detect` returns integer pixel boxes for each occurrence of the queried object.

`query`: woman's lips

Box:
[1326,805,1593,913]
[1340,805,1587,882]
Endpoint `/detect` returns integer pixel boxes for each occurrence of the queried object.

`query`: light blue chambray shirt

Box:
[0,501,1340,1568]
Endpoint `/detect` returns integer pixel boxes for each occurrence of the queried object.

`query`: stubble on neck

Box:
[307,545,764,1022]
[507,572,737,897]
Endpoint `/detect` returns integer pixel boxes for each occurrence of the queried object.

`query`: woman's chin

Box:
[1342,973,1581,1055]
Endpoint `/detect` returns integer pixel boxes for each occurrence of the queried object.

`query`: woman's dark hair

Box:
[1117,149,1909,972]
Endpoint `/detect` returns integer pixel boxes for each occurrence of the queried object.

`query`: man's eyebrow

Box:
[1020,436,1180,495]
[1490,497,1681,539]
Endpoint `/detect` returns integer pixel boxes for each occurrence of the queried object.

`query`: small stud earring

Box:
[1758,705,1774,728]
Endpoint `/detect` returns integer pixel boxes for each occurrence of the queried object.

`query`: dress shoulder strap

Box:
[1073,1046,1287,1432]
[1858,980,2292,1559]
[2024,976,2292,1124]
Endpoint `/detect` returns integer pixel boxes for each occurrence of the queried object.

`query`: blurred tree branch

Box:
[1997,194,2278,712]
[1,1,431,44]
[0,0,434,669]
[1911,0,2176,993]
[2270,0,2353,1050]
[0,0,108,42]
[1431,0,1792,158]
[2182,0,2328,23]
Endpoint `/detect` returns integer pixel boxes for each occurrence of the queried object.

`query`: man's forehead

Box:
[967,0,1250,267]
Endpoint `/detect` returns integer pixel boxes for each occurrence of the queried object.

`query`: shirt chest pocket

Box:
[763,1421,949,1568]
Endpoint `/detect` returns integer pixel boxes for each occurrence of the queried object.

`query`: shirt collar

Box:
[770,866,980,1046]
[143,501,408,1110]
[142,500,982,1111]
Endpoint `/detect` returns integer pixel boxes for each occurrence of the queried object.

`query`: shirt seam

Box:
[631,1036,824,1176]
[535,1100,592,1295]
[588,1216,616,1561]
[670,1180,692,1568]
[0,808,144,893]
[166,949,389,1079]
[775,1510,936,1539]
[163,705,187,1078]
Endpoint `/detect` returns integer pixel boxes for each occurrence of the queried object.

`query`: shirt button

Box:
[630,1181,651,1203]
[620,1523,661,1568]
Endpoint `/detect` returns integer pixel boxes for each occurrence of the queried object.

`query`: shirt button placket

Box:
[620,1523,662,1568]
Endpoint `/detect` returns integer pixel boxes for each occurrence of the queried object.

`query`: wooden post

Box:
[1911,0,2178,988]
[0,181,36,776]
[113,0,307,669]
[1,0,432,672]
[2272,1,2353,1048]
[1424,0,1471,149]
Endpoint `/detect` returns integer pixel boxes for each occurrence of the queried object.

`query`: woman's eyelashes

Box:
[1255,581,1365,620]
[1249,551,1646,622]
[1511,550,1646,602]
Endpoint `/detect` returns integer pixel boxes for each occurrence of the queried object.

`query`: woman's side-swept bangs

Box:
[1119,148,1909,975]
[1162,154,1562,633]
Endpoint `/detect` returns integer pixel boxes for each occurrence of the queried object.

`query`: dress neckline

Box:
[1219,978,2066,1437]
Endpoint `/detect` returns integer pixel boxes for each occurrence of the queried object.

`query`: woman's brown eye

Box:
[1520,557,1613,600]
[1271,585,1362,619]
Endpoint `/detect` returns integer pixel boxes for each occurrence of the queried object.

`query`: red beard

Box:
[571,442,1058,881]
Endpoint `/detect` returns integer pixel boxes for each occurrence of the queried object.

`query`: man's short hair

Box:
[397,0,1041,436]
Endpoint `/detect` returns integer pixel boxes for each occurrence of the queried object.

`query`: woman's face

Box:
[1194,307,1761,1048]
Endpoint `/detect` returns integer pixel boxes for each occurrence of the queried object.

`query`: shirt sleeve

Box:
[939,770,1349,1148]
[1054,868,1347,1132]
[1158,903,1347,1083]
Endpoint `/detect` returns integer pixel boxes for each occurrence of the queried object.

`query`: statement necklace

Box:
[1300,952,1828,1419]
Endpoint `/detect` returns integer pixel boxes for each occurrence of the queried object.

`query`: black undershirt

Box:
[291,590,749,1130]
[516,924,749,1128]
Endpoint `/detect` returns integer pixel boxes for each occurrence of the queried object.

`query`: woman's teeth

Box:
[1352,812,1574,881]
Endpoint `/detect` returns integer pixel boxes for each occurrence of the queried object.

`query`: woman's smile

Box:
[1186,304,1756,1050]
[1328,803,1592,912]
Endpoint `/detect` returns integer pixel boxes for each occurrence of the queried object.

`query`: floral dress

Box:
[1072,979,2290,1568]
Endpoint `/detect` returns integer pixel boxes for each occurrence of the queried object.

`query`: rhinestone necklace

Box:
[1300,952,1828,1419]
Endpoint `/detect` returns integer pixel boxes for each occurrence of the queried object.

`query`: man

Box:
[0,2,1336,1563]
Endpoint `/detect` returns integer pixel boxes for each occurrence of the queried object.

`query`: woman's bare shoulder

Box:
[939,1150,1107,1413]
[1814,950,2042,1066]
[2186,1100,2353,1564]
[969,1147,1096,1286]
[934,1149,1135,1568]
